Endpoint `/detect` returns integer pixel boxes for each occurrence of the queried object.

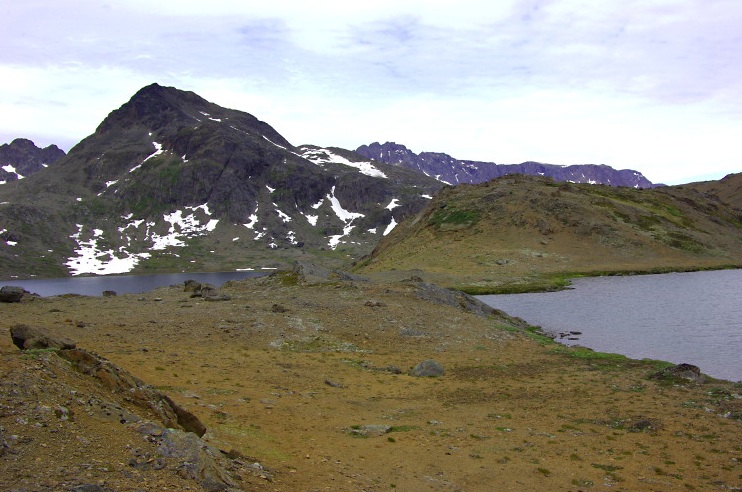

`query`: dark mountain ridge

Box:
[0,84,441,279]
[356,141,658,188]
[0,138,65,184]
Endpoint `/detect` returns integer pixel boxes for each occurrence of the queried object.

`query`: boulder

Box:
[414,282,496,318]
[410,359,445,377]
[649,363,705,383]
[0,286,26,303]
[157,429,243,491]
[9,324,76,350]
[0,427,10,457]
[184,279,202,292]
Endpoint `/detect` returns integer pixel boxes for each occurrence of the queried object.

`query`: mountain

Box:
[0,138,65,184]
[356,174,742,292]
[686,172,742,210]
[356,141,658,188]
[0,84,442,279]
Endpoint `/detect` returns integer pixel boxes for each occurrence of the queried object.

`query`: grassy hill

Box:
[356,174,742,292]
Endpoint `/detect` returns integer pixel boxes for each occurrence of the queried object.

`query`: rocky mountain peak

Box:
[0,138,65,183]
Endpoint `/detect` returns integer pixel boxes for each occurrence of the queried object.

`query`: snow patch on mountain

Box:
[66,224,151,276]
[326,186,365,249]
[300,147,387,179]
[130,142,164,173]
[383,217,398,236]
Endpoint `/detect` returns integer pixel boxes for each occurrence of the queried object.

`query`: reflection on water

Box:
[479,269,742,382]
[1,270,270,297]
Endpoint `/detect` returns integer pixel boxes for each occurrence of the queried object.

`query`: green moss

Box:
[428,209,481,228]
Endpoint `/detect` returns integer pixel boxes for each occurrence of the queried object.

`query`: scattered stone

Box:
[349,425,391,437]
[271,303,288,313]
[69,485,114,492]
[324,379,343,388]
[200,285,219,298]
[184,279,202,292]
[204,294,232,302]
[410,359,445,377]
[102,290,117,297]
[364,300,385,307]
[414,282,496,318]
[158,428,243,491]
[649,363,705,383]
[400,327,427,337]
[0,427,10,457]
[9,324,76,351]
[629,418,660,432]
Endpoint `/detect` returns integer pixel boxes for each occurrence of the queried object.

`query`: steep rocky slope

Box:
[0,85,442,279]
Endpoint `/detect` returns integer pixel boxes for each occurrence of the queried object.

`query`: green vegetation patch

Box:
[428,209,481,229]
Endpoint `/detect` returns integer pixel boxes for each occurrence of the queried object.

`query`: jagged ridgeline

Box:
[0,84,442,278]
[357,174,742,291]
[356,141,659,188]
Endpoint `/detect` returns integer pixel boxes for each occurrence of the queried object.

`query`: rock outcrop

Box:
[8,324,206,437]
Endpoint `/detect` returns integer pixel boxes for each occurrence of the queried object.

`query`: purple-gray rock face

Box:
[357,141,658,188]
[0,138,65,183]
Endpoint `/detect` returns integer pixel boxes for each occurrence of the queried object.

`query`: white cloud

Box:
[0,0,740,184]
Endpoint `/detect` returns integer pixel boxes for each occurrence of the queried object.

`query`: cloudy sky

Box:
[1,0,740,184]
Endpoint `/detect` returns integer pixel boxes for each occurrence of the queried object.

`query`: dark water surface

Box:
[1,270,270,297]
[479,269,742,382]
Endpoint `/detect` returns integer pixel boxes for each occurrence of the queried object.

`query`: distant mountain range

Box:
[1,83,733,280]
[356,141,658,188]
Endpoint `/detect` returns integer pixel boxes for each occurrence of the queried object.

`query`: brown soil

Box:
[1,275,740,491]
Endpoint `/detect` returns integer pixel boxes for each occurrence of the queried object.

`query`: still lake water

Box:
[1,270,270,297]
[479,269,742,382]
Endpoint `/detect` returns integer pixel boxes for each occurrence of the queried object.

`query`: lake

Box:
[478,269,742,382]
[0,270,272,297]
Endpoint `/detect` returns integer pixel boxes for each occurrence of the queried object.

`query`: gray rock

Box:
[184,279,202,292]
[0,427,10,457]
[0,286,26,303]
[158,428,242,491]
[414,282,496,318]
[410,359,445,377]
[69,485,114,492]
[349,425,391,437]
[9,324,76,351]
[649,363,705,383]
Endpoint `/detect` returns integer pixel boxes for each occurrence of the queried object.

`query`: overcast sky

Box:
[1,0,740,184]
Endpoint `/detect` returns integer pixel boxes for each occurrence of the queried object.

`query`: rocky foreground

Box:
[1,268,740,491]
